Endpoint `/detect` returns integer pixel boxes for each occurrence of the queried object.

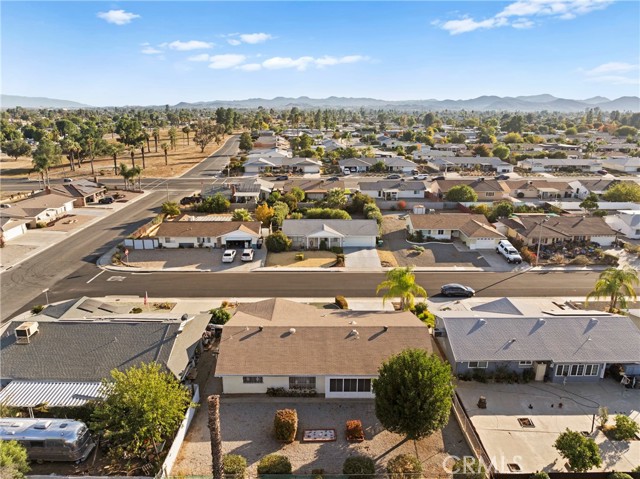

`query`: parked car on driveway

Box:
[222,250,236,263]
[241,249,254,262]
[496,239,523,264]
[275,175,289,181]
[495,174,510,180]
[99,196,114,204]
[413,174,429,180]
[596,169,608,175]
[326,176,340,182]
[63,178,73,183]
[386,174,402,179]
[440,283,475,297]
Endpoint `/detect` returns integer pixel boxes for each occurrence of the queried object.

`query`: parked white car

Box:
[496,240,523,264]
[413,174,429,180]
[222,249,236,263]
[241,249,254,262]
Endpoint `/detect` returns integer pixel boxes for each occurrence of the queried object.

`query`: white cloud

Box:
[585,62,638,75]
[262,56,315,71]
[239,33,273,44]
[581,62,639,85]
[187,53,211,62]
[237,63,262,71]
[141,46,163,55]
[437,0,613,34]
[227,39,242,46]
[209,54,247,69]
[168,40,214,51]
[97,9,140,25]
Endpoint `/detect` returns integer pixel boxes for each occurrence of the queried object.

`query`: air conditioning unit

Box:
[15,322,39,344]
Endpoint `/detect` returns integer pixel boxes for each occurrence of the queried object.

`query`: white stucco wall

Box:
[221,376,326,394]
[2,223,27,241]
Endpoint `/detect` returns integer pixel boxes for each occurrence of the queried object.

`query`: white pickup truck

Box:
[496,240,523,264]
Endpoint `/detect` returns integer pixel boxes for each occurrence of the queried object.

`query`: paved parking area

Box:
[172,396,470,476]
[125,247,265,272]
[456,380,640,473]
[344,247,381,269]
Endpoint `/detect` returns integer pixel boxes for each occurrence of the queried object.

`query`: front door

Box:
[534,362,546,381]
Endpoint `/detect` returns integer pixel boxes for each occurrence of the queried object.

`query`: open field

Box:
[0,128,234,179]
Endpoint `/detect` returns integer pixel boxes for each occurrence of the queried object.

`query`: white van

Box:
[496,240,523,264]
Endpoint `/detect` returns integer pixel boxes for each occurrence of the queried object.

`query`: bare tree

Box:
[208,395,224,479]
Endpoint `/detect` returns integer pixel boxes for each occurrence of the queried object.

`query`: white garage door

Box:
[470,239,498,250]
[343,236,376,248]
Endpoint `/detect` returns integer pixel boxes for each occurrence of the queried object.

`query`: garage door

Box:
[343,236,376,248]
[471,239,498,250]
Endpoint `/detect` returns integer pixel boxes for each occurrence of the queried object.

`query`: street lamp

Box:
[42,288,50,306]
[535,217,550,267]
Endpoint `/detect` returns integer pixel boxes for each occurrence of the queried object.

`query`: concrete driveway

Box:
[125,247,266,272]
[344,247,381,269]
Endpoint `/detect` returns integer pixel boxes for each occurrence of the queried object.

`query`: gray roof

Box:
[360,180,426,191]
[282,219,379,237]
[0,316,209,382]
[440,315,640,363]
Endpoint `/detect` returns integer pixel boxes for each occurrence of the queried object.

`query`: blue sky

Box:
[2,1,639,106]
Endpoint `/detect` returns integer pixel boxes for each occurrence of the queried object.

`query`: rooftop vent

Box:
[350,321,357,325]
[258,326,264,332]
[33,420,52,430]
[289,328,296,335]
[538,318,546,323]
[350,329,360,339]
[15,322,39,344]
[383,326,389,331]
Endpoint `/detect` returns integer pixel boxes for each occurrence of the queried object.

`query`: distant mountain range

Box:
[2,93,639,112]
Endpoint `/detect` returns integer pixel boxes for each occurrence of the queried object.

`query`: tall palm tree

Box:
[376,267,427,311]
[231,209,252,221]
[161,142,170,166]
[107,143,125,175]
[207,395,224,479]
[182,125,192,146]
[131,165,142,191]
[119,162,131,190]
[32,138,62,187]
[168,127,178,150]
[153,128,160,152]
[587,266,638,313]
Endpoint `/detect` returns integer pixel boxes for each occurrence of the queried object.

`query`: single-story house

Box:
[498,214,616,246]
[601,157,640,173]
[155,221,262,248]
[518,158,603,173]
[0,216,28,242]
[49,179,107,207]
[412,146,457,161]
[605,210,640,239]
[568,179,617,199]
[281,179,346,201]
[359,180,426,200]
[435,313,640,383]
[215,298,431,398]
[202,178,274,203]
[5,193,75,227]
[252,135,289,150]
[245,148,292,161]
[427,157,514,174]
[282,219,378,249]
[406,213,505,250]
[503,180,574,200]
[0,306,210,392]
[243,157,321,175]
[430,178,510,201]
[339,156,417,174]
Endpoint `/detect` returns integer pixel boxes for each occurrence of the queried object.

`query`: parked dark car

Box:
[326,176,339,182]
[180,196,202,205]
[99,196,114,204]
[432,175,446,181]
[596,169,608,175]
[386,174,402,179]
[275,175,289,181]
[495,174,510,180]
[440,283,475,297]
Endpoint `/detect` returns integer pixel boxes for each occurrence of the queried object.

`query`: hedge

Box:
[343,456,375,478]
[223,454,247,478]
[257,454,292,474]
[274,409,298,443]
[387,453,423,477]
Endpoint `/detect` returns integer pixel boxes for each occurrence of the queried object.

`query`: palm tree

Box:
[106,143,125,175]
[143,130,151,153]
[131,165,142,191]
[153,128,160,152]
[182,125,192,146]
[32,138,62,187]
[119,162,131,190]
[161,142,170,166]
[129,146,136,168]
[587,266,638,313]
[376,267,427,311]
[207,395,224,479]
[168,127,178,150]
[231,209,252,221]
[140,145,146,169]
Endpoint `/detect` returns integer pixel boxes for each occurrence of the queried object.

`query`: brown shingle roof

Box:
[409,213,503,238]
[215,299,431,376]
[155,221,261,238]
[504,215,615,239]
[434,179,507,193]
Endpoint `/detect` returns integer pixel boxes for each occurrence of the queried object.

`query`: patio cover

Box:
[0,380,103,407]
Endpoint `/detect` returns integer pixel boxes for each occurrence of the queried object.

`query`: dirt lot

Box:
[0,128,233,179]
[266,251,337,268]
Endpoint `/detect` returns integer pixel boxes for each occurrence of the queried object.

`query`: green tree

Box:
[168,127,178,150]
[602,182,640,202]
[565,127,578,136]
[370,160,387,173]
[373,349,454,441]
[271,201,290,228]
[209,307,232,325]
[0,440,30,479]
[472,144,492,157]
[318,188,348,209]
[489,201,514,221]
[503,132,524,144]
[255,203,275,226]
[614,414,640,440]
[579,193,599,214]
[289,186,306,202]
[182,125,192,146]
[105,142,125,175]
[196,193,231,214]
[231,208,252,221]
[376,267,427,311]
[492,144,510,161]
[161,142,170,166]
[32,138,62,186]
[239,132,253,152]
[305,208,352,220]
[447,132,467,144]
[554,429,602,472]
[3,138,31,160]
[152,127,160,152]
[90,362,194,461]
[115,116,145,150]
[586,266,638,313]
[445,185,478,202]
[161,201,181,216]
[265,231,292,252]
[193,120,216,152]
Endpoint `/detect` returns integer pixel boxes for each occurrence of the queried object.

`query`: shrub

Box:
[472,369,488,383]
[570,255,590,265]
[520,247,536,264]
[397,200,407,210]
[330,246,344,254]
[274,409,298,443]
[521,368,535,383]
[154,302,173,310]
[608,473,633,479]
[161,201,181,216]
[529,473,550,479]
[209,307,232,325]
[31,305,44,314]
[346,420,364,441]
[305,208,351,220]
[412,245,425,254]
[387,453,423,477]
[266,387,316,397]
[549,253,566,264]
[335,295,349,309]
[452,457,486,479]
[418,310,436,327]
[413,302,428,315]
[614,414,640,441]
[319,239,328,250]
[0,440,30,479]
[35,221,47,228]
[130,307,143,314]
[602,253,619,266]
[343,456,375,478]
[257,454,292,474]
[334,253,345,267]
[266,231,292,252]
[223,454,247,478]
[593,210,608,217]
[295,253,305,261]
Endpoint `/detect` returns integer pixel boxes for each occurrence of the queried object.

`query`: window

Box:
[329,378,373,393]
[557,364,600,377]
[468,361,488,369]
[289,376,316,389]
[486,192,495,197]
[165,237,172,242]
[556,364,569,376]
[242,376,263,384]
[584,364,599,376]
[518,361,533,367]
[570,364,584,376]
[437,229,445,235]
